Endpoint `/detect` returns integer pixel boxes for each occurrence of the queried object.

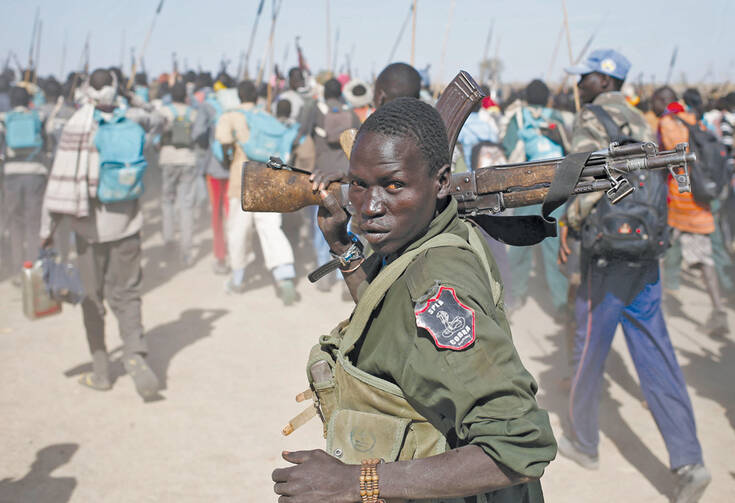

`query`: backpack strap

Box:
[673,114,697,134]
[339,231,488,355]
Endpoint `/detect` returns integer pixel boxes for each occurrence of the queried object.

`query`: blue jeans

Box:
[568,262,703,469]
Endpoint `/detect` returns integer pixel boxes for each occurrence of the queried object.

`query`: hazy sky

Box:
[1,0,733,85]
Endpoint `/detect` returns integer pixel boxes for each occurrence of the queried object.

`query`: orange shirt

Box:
[658,111,715,234]
[644,110,659,133]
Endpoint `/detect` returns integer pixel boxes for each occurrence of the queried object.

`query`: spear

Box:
[67,32,90,102]
[281,43,290,74]
[243,0,265,80]
[325,0,332,72]
[236,51,245,82]
[410,0,417,67]
[83,34,90,75]
[480,20,494,83]
[332,27,340,74]
[59,31,67,79]
[555,11,607,95]
[387,2,413,64]
[12,52,24,74]
[24,7,40,83]
[296,36,309,72]
[256,0,282,87]
[561,0,580,111]
[120,30,126,70]
[127,0,165,89]
[546,24,564,83]
[33,20,42,84]
[665,46,678,85]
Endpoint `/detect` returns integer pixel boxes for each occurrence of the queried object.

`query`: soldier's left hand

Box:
[310,162,348,192]
[272,449,361,502]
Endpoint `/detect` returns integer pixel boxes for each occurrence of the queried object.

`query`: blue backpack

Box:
[94,110,148,203]
[5,109,43,160]
[205,93,225,162]
[519,107,563,161]
[134,85,150,103]
[239,109,299,163]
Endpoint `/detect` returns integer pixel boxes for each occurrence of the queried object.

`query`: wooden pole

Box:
[59,32,67,79]
[387,2,412,64]
[326,0,332,72]
[332,27,340,74]
[25,7,40,83]
[120,30,126,71]
[480,20,494,83]
[33,20,42,84]
[546,24,564,83]
[257,0,281,87]
[127,0,164,89]
[243,0,265,80]
[410,0,417,66]
[561,0,580,112]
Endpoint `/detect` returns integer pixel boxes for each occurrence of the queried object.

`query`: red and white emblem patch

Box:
[415,286,476,350]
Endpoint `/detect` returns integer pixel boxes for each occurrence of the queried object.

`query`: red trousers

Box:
[206,176,229,261]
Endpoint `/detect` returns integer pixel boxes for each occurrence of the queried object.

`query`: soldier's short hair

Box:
[357,97,449,176]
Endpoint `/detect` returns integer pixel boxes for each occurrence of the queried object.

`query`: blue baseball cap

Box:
[565,49,631,81]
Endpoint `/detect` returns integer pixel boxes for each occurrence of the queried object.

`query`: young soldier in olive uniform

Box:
[558,50,710,503]
[272,98,556,502]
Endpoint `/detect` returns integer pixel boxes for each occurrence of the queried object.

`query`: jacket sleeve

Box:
[393,247,557,478]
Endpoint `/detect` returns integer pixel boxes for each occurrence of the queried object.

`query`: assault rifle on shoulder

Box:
[240,71,693,246]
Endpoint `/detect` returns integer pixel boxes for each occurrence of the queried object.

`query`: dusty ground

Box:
[1,187,734,502]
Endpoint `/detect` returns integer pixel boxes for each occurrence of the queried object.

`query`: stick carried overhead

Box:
[32,20,43,85]
[410,0,418,66]
[561,0,580,111]
[127,0,165,89]
[24,7,41,83]
[243,0,266,80]
[256,0,282,87]
[387,2,413,65]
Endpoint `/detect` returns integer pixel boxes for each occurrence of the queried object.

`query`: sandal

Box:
[123,354,160,400]
[78,372,112,391]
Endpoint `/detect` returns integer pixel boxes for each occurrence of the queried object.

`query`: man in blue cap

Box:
[556,49,711,503]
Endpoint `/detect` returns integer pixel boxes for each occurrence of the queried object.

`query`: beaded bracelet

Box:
[359,458,385,503]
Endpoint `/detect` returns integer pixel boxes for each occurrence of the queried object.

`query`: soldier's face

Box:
[577,72,604,104]
[348,132,450,255]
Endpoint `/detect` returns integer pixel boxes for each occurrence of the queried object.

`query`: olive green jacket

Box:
[347,198,557,502]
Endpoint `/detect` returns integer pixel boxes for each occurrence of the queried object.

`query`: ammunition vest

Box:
[304,223,500,502]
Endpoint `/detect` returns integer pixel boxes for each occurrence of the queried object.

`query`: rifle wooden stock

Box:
[240,162,341,212]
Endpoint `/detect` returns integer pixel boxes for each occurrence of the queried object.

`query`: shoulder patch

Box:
[414,286,475,350]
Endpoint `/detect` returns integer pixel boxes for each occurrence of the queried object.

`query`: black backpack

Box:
[674,116,730,205]
[580,105,670,261]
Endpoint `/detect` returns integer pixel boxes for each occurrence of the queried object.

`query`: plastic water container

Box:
[21,260,62,320]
